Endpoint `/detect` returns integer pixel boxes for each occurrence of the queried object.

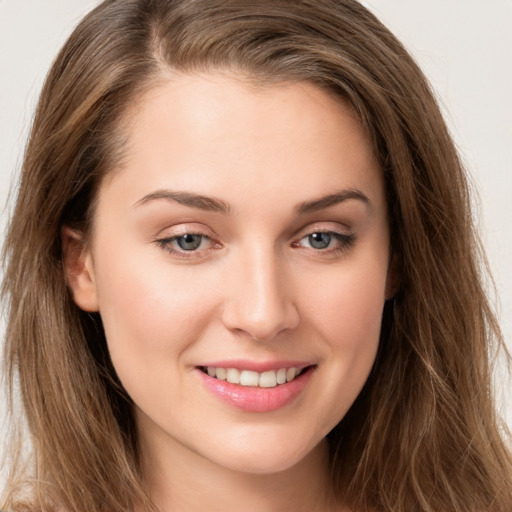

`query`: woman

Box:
[1,0,511,511]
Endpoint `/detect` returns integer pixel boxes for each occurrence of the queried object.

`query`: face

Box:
[67,72,393,475]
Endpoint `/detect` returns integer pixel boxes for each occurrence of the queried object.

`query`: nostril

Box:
[221,303,300,342]
[220,260,300,341]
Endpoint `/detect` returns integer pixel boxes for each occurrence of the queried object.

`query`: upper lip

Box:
[196,359,314,373]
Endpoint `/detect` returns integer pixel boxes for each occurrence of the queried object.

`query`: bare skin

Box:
[64,72,392,512]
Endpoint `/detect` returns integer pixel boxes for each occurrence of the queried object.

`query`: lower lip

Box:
[196,367,314,413]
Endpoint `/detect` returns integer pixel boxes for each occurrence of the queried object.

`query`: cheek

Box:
[302,259,387,420]
[306,257,387,345]
[93,249,220,384]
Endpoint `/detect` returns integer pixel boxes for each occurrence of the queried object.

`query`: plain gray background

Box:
[1,0,511,477]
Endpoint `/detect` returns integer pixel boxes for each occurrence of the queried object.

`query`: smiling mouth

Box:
[199,366,312,388]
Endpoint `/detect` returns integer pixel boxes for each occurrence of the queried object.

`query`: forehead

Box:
[101,72,384,214]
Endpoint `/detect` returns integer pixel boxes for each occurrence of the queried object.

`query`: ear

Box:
[61,226,99,312]
[385,251,401,300]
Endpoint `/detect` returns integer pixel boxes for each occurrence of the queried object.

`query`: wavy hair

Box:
[2,0,511,511]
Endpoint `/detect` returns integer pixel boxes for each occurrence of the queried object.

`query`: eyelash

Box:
[155,233,217,259]
[293,231,356,255]
[155,229,356,259]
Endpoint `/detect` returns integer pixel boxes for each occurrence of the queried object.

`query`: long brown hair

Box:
[2,1,511,511]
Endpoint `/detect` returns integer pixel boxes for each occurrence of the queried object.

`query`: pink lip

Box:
[195,366,314,413]
[197,359,313,372]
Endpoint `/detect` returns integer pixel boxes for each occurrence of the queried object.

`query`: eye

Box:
[174,233,204,251]
[155,232,217,258]
[294,230,355,253]
[306,232,333,249]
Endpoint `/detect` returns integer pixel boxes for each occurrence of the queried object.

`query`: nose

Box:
[221,247,300,341]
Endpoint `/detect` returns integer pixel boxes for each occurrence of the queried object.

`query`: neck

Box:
[137,422,341,512]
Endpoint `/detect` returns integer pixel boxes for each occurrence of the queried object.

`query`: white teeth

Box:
[226,368,240,384]
[204,366,305,387]
[259,370,277,388]
[240,370,259,386]
[286,367,297,382]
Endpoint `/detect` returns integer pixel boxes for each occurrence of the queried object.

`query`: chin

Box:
[202,433,325,475]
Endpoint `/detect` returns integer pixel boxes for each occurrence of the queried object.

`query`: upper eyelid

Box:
[154,223,351,241]
[155,223,215,238]
[294,222,351,239]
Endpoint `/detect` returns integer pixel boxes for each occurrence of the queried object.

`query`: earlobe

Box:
[61,226,99,312]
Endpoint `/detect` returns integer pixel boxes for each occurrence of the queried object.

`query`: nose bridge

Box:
[222,241,299,341]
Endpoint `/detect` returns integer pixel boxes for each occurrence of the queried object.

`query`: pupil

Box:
[309,232,331,249]
[177,234,202,250]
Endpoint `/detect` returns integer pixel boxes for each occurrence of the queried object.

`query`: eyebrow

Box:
[134,189,231,214]
[295,189,371,214]
[134,187,370,215]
